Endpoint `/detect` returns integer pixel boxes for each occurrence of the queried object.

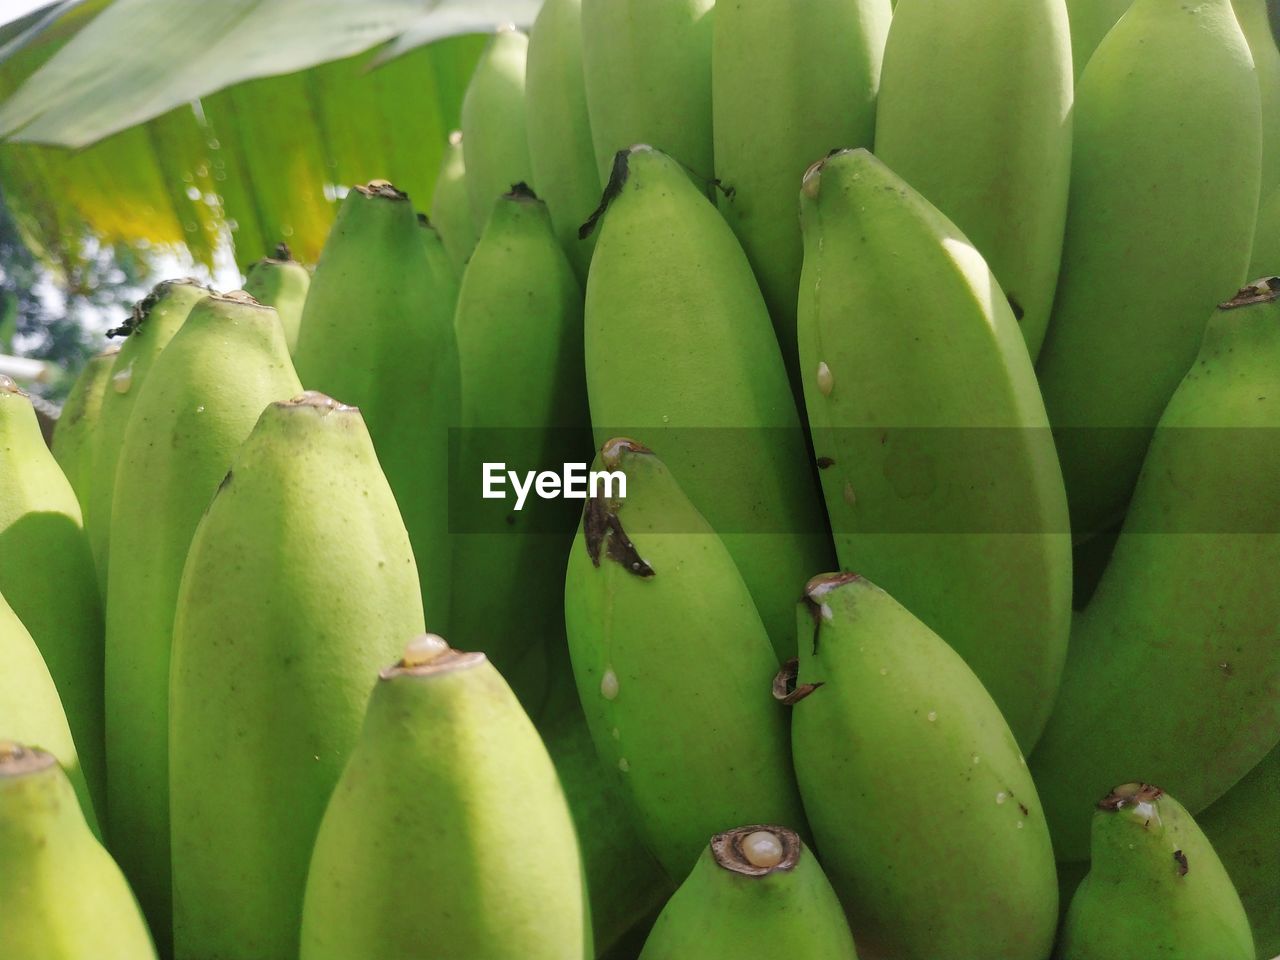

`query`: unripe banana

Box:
[788,573,1058,960]
[526,0,599,281]
[1030,279,1280,862]
[1236,0,1280,275]
[430,131,480,274]
[563,439,807,882]
[1058,783,1254,960]
[538,666,673,956]
[1063,0,1131,78]
[1035,0,1262,536]
[581,0,715,187]
[638,825,858,960]
[874,0,1071,360]
[86,278,210,589]
[1071,521,1119,611]
[0,743,155,960]
[1200,744,1280,959]
[293,181,460,630]
[300,636,588,960]
[452,185,588,714]
[797,148,1071,750]
[1250,183,1280,280]
[1056,859,1090,924]
[460,28,535,234]
[603,916,663,960]
[0,377,106,818]
[712,0,889,383]
[417,212,456,290]
[51,344,117,514]
[0,592,98,834]
[104,292,301,947]
[168,392,424,959]
[242,242,310,354]
[583,146,832,657]
[1236,0,1280,201]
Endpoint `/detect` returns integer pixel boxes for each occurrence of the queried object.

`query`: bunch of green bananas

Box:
[2,0,1279,957]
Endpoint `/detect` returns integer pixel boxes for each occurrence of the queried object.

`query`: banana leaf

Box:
[0,1,527,269]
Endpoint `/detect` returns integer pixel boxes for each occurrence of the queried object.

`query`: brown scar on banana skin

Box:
[772,658,822,706]
[583,494,654,579]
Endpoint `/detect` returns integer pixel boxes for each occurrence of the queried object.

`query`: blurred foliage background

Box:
[0,0,531,399]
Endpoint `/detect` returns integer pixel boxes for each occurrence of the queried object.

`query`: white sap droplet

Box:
[112,360,135,394]
[927,711,938,722]
[742,830,785,869]
[996,792,1008,804]
[843,481,856,506]
[617,757,630,773]
[601,669,619,700]
[402,633,449,667]
[1016,821,1025,830]
[195,404,205,414]
[816,361,834,396]
[972,754,981,765]
[661,414,670,424]
[879,667,889,676]
[611,727,621,741]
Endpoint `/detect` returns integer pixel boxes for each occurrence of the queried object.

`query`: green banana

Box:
[51,345,117,515]
[874,0,1072,360]
[1199,744,1280,959]
[538,664,674,957]
[1058,783,1254,960]
[104,291,301,948]
[0,376,106,817]
[1070,521,1119,611]
[86,278,210,589]
[712,0,889,384]
[1035,0,1262,536]
[0,591,98,834]
[168,392,425,960]
[789,573,1058,960]
[581,0,715,188]
[1063,0,1131,78]
[1236,0,1280,202]
[796,148,1071,750]
[1250,183,1280,280]
[417,212,457,289]
[602,916,662,960]
[1056,859,1091,924]
[0,743,155,960]
[430,131,480,274]
[583,145,832,657]
[452,185,588,714]
[460,28,535,234]
[526,0,599,280]
[1237,0,1280,277]
[1030,279,1280,862]
[293,181,459,630]
[242,241,310,354]
[299,635,588,960]
[637,825,858,959]
[563,438,807,882]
